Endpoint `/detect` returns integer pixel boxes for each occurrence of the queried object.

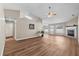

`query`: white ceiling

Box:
[2,3,79,24]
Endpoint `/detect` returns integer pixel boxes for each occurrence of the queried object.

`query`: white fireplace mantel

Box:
[66,26,78,39]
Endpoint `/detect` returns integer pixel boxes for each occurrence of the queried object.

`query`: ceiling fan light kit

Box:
[48,5,56,17]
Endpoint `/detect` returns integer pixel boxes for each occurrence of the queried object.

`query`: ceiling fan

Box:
[48,5,56,17]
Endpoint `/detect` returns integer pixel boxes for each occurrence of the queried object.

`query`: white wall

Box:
[0,5,5,56]
[15,18,42,40]
[4,9,20,19]
[0,19,5,56]
[5,22,13,37]
[78,16,79,44]
[65,17,78,26]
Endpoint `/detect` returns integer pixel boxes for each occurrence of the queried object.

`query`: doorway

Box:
[5,19,15,40]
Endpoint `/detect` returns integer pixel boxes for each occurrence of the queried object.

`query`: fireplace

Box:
[66,26,77,39]
[67,30,74,37]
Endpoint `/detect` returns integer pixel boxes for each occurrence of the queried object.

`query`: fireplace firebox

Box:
[67,30,74,37]
[66,26,77,39]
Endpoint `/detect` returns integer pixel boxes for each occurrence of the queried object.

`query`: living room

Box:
[0,3,79,56]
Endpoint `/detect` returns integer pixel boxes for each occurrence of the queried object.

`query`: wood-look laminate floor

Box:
[3,35,79,56]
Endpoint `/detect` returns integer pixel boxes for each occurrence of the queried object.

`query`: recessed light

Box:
[72,14,75,16]
[25,16,32,20]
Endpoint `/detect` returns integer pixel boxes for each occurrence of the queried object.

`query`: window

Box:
[55,24,64,35]
[43,25,49,33]
[49,25,55,34]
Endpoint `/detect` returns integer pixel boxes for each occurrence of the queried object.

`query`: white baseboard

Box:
[15,35,40,41]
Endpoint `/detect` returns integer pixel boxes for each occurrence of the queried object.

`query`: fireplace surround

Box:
[66,26,78,39]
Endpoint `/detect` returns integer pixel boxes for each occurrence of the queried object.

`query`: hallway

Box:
[3,35,79,56]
